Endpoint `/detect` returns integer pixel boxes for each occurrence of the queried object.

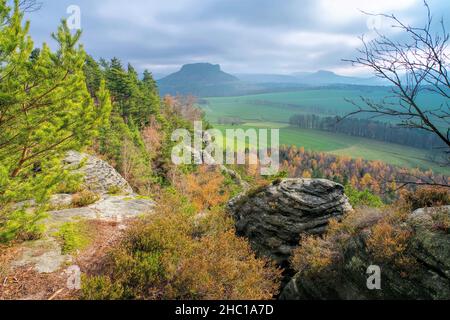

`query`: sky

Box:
[24,0,450,77]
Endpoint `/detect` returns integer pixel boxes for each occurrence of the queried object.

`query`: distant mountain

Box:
[235,70,385,86]
[292,70,385,86]
[157,63,387,97]
[158,63,240,96]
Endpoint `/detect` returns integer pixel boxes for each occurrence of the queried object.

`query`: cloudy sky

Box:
[25,0,450,76]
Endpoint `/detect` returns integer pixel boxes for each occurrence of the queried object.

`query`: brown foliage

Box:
[399,186,450,211]
[175,165,230,211]
[141,116,163,158]
[291,206,416,277]
[82,191,282,300]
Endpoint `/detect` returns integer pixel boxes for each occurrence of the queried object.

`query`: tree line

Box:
[289,114,446,151]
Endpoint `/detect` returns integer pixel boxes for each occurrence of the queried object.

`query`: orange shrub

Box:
[82,190,281,300]
[366,219,412,269]
[167,230,281,300]
[179,165,230,211]
[291,235,338,275]
[399,186,450,211]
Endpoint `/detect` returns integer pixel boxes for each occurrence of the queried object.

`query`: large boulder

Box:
[8,152,154,276]
[228,179,352,265]
[280,206,450,300]
[64,151,134,195]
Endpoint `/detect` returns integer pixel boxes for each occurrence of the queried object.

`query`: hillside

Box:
[237,70,385,86]
[157,63,241,96]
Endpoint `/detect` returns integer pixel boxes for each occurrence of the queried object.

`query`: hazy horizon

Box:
[25,0,450,77]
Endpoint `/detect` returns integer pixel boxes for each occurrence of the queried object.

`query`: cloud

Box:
[25,0,450,75]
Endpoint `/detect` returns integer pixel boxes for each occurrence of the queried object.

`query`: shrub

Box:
[107,185,123,195]
[82,191,282,300]
[176,166,230,211]
[55,221,92,254]
[166,230,281,300]
[366,219,413,269]
[55,173,84,194]
[291,235,337,275]
[291,207,416,278]
[345,185,384,208]
[399,186,450,211]
[81,275,124,300]
[71,190,100,208]
[0,206,46,243]
[431,208,450,232]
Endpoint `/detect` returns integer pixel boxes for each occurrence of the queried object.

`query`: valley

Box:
[200,90,449,175]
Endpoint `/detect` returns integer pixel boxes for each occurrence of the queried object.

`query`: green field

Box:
[211,123,449,175]
[202,88,447,125]
[201,89,449,175]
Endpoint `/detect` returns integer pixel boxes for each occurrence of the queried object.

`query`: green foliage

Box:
[55,172,84,194]
[0,2,111,242]
[81,275,124,300]
[345,185,384,208]
[101,58,160,127]
[107,185,123,195]
[54,221,92,254]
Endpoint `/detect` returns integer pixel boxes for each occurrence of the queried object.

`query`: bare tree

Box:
[344,1,449,162]
[18,0,42,12]
[342,1,450,189]
[1,0,42,26]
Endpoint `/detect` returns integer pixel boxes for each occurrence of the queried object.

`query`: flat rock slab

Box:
[11,195,155,275]
[11,238,72,274]
[48,195,155,224]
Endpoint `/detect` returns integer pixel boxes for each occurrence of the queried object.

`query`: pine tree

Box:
[0,1,111,242]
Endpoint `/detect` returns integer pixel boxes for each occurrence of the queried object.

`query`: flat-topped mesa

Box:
[227,178,352,265]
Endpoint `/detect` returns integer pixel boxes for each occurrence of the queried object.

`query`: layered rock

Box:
[228,178,352,265]
[281,206,450,300]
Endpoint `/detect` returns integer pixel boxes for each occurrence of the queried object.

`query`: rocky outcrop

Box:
[280,206,450,300]
[9,152,154,275]
[64,151,133,195]
[13,195,155,274]
[228,179,352,265]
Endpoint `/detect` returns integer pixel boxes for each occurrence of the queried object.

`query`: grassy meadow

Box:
[201,89,449,175]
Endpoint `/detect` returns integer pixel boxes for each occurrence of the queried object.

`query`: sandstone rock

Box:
[64,151,134,195]
[11,238,72,274]
[48,195,155,224]
[228,178,352,265]
[9,152,155,275]
[280,206,450,300]
[10,196,155,274]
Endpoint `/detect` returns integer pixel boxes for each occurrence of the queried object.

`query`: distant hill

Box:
[157,63,387,97]
[158,63,240,96]
[292,70,385,86]
[235,70,385,86]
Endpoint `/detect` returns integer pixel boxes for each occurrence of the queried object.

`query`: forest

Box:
[289,114,446,151]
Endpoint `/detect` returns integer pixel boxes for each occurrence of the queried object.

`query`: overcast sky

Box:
[25,0,450,76]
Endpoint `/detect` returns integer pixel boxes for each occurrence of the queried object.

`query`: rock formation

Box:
[280,206,450,300]
[64,151,134,195]
[228,178,352,265]
[9,152,154,275]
